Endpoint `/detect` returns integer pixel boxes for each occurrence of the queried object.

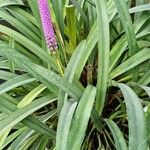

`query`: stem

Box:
[52,52,64,76]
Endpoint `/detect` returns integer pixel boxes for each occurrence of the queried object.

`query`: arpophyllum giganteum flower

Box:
[38,0,58,51]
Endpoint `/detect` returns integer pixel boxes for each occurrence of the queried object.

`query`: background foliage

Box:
[0,0,150,149]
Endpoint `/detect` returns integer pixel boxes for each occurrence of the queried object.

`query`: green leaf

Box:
[28,0,41,26]
[109,12,150,72]
[51,0,65,36]
[0,83,46,150]
[134,0,147,20]
[29,64,82,100]
[10,6,38,27]
[17,84,46,108]
[73,0,120,81]
[139,85,150,97]
[68,85,97,150]
[70,0,89,28]
[65,5,77,50]
[0,94,56,138]
[58,40,86,112]
[6,7,40,37]
[109,35,127,72]
[114,0,139,81]
[0,74,35,95]
[105,119,127,150]
[7,109,56,150]
[37,136,49,150]
[74,22,97,80]
[0,43,82,99]
[129,4,150,14]
[2,127,26,149]
[8,127,32,150]
[109,48,150,80]
[0,10,41,44]
[118,83,148,150]
[56,100,77,150]
[0,0,22,7]
[19,133,39,150]
[0,70,17,80]
[29,136,43,150]
[95,0,110,115]
[145,107,150,144]
[0,27,57,70]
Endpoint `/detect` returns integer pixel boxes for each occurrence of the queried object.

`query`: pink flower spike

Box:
[38,0,58,51]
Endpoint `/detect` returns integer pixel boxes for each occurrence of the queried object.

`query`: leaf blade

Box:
[118,83,148,150]
[95,0,110,115]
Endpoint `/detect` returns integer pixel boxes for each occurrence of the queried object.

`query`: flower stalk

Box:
[38,0,64,75]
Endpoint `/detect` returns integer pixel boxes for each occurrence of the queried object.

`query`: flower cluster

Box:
[38,0,57,51]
